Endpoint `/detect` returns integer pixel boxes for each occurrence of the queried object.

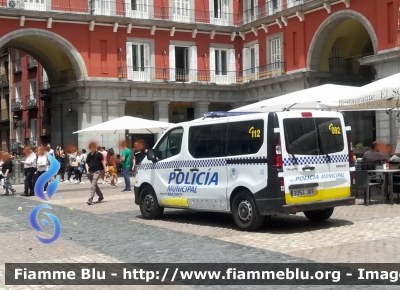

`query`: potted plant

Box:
[353,143,368,158]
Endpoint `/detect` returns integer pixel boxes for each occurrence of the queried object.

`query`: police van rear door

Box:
[280,111,350,205]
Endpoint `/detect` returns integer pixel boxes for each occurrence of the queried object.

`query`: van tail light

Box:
[273,137,282,169]
[301,112,312,117]
[347,134,354,165]
[351,173,356,185]
[279,178,284,191]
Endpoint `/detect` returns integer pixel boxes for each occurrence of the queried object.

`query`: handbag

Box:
[71,162,78,167]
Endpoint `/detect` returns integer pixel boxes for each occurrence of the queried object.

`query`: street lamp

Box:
[13,115,26,128]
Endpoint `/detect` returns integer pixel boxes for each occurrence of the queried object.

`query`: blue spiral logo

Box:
[29,204,61,244]
[29,154,62,244]
[34,154,60,201]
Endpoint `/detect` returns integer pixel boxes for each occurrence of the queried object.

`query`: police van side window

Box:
[227,120,264,156]
[188,124,227,158]
[156,127,184,161]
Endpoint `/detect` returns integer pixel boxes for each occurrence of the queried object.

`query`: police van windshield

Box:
[283,117,344,155]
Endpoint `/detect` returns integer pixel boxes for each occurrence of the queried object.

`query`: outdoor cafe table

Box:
[368,169,400,205]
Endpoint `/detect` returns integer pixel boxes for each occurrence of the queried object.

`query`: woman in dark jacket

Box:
[57,149,66,182]
[1,152,16,196]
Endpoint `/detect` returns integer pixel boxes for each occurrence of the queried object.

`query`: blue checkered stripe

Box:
[138,156,268,170]
[282,154,349,166]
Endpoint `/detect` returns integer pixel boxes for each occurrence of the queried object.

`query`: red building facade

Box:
[0,0,398,150]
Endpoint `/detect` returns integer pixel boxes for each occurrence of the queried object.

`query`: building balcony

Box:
[0,0,320,27]
[12,59,21,74]
[0,74,8,87]
[26,97,38,109]
[118,62,285,84]
[27,55,37,69]
[11,100,23,112]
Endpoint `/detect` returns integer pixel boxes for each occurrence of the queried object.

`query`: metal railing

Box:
[0,0,317,27]
[11,99,22,111]
[27,55,37,69]
[0,74,8,87]
[118,63,285,84]
[26,97,38,109]
[329,57,354,75]
[12,59,21,73]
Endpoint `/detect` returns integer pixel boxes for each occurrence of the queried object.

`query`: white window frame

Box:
[242,42,259,82]
[169,42,197,83]
[287,0,302,9]
[93,0,115,16]
[15,126,22,143]
[209,47,236,84]
[209,0,231,26]
[15,83,21,101]
[171,0,193,23]
[243,0,258,24]
[29,79,36,99]
[22,0,48,11]
[268,0,282,16]
[30,118,38,140]
[125,0,153,19]
[267,34,284,77]
[126,39,154,82]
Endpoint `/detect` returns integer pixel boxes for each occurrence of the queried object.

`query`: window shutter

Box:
[32,80,36,98]
[125,0,131,17]
[254,43,259,78]
[242,47,249,80]
[209,0,214,23]
[189,46,198,82]
[209,47,216,82]
[143,43,150,81]
[169,44,176,81]
[126,42,133,80]
[228,48,235,84]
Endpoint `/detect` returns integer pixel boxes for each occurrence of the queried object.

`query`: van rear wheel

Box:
[139,186,164,219]
[232,191,265,231]
[304,208,334,222]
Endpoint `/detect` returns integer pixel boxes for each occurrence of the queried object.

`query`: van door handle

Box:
[302,166,315,171]
[174,168,182,172]
[190,168,199,172]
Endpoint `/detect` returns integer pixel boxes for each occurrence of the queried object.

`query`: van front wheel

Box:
[304,208,334,222]
[232,192,265,231]
[139,186,164,219]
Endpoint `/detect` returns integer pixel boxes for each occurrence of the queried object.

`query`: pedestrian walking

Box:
[86,142,108,205]
[107,149,118,188]
[120,141,132,192]
[34,146,49,192]
[65,147,77,183]
[1,152,16,196]
[20,146,36,197]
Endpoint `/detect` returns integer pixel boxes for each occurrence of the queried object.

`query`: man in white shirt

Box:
[20,147,37,197]
[46,144,54,156]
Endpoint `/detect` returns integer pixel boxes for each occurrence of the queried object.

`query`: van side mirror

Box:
[147,149,157,162]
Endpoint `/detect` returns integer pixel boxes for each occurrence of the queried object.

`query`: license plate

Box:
[290,188,315,197]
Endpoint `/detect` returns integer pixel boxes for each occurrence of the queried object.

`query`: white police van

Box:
[134,111,356,231]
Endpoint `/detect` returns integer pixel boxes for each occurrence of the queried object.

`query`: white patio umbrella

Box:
[230,84,361,112]
[72,116,173,134]
[324,72,400,111]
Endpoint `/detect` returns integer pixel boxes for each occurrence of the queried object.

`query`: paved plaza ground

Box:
[0,176,399,289]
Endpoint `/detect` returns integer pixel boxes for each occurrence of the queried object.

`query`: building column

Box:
[154,101,170,122]
[77,100,102,151]
[193,102,210,119]
[50,105,62,148]
[153,101,170,141]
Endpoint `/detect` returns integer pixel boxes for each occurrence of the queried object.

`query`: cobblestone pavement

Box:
[0,178,398,289]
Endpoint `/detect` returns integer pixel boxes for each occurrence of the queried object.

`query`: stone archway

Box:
[0,28,88,84]
[307,10,378,71]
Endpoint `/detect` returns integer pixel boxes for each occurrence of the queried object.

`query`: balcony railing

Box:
[0,74,9,87]
[118,62,285,84]
[26,97,38,109]
[11,100,23,112]
[0,0,318,27]
[329,57,353,75]
[12,59,21,74]
[27,56,37,69]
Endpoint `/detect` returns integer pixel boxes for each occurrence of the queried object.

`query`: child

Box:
[107,149,118,187]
